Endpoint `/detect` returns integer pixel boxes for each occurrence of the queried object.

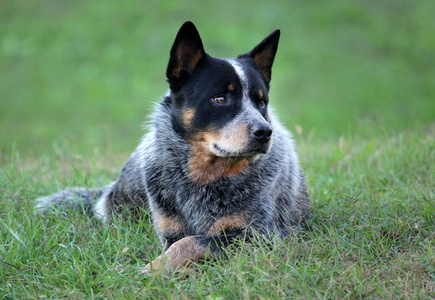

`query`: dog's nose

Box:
[252,123,273,144]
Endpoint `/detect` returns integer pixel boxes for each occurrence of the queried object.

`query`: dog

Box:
[35,21,310,274]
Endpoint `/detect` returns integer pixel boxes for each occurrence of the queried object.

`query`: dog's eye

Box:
[212,96,227,105]
[259,100,266,108]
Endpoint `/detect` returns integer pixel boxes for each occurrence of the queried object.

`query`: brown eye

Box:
[212,96,226,105]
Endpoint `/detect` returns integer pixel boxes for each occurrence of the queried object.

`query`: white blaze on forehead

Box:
[225,59,249,100]
[225,59,262,117]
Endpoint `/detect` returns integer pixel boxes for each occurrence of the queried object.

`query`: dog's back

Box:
[36,22,309,274]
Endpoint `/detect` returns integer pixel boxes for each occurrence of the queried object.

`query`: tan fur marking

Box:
[182,108,195,127]
[171,44,203,78]
[219,123,250,152]
[228,83,235,92]
[172,65,181,79]
[198,123,251,153]
[141,236,216,274]
[259,89,263,99]
[188,131,250,185]
[254,49,273,82]
[177,45,202,75]
[155,214,183,234]
[208,214,247,236]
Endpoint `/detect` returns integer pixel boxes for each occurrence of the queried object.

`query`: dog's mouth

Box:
[212,144,269,159]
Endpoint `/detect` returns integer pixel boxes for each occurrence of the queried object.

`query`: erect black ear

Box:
[240,29,280,83]
[166,21,205,81]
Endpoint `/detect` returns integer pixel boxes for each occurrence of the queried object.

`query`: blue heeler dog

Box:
[36,21,310,274]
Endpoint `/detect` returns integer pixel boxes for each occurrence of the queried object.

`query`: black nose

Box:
[252,123,273,144]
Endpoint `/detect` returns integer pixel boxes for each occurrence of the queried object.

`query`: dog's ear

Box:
[166,21,205,81]
[240,29,280,83]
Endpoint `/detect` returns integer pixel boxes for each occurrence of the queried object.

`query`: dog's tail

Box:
[35,184,113,217]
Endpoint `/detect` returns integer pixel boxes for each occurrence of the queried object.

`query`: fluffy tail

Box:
[35,185,112,216]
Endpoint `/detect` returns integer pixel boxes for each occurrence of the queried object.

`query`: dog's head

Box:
[165,22,280,184]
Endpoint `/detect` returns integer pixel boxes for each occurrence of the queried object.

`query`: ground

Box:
[1,0,434,298]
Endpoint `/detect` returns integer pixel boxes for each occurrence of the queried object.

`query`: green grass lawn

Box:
[1,0,434,298]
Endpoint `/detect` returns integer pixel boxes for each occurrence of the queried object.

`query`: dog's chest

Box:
[147,173,258,234]
[178,188,247,234]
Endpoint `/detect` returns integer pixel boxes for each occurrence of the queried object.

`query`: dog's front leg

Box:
[140,230,245,275]
[139,236,215,275]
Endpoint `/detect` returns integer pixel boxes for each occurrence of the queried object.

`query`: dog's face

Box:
[165,22,280,184]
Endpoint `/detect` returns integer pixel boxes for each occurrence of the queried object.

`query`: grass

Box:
[1,0,434,298]
[1,125,434,298]
[1,0,435,153]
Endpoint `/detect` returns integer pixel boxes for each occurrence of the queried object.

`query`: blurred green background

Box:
[1,0,434,155]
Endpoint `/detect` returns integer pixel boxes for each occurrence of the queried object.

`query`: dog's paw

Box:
[138,259,197,277]
[138,260,165,276]
[138,265,153,276]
